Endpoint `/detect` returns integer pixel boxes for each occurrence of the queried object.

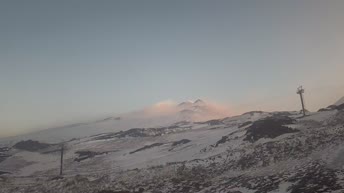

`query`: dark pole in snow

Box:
[60,144,64,176]
[300,92,305,116]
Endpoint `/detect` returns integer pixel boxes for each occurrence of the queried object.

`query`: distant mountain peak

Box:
[178,101,193,107]
[194,99,205,105]
[178,99,206,108]
[334,96,344,106]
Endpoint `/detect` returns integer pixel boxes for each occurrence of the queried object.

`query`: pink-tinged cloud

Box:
[137,99,233,122]
[142,100,178,116]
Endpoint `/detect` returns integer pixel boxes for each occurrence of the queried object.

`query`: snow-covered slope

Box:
[0,99,230,145]
[335,96,344,106]
[1,107,344,193]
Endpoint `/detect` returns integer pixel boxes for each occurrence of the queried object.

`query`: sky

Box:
[1,0,344,137]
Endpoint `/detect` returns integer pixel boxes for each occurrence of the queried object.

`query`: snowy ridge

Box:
[0,99,229,145]
[1,102,344,192]
[335,96,344,106]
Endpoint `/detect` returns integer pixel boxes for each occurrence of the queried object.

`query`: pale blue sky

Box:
[1,0,344,137]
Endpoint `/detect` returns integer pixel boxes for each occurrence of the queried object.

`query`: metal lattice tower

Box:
[296,86,306,116]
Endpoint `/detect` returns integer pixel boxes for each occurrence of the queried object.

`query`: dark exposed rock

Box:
[318,108,332,112]
[116,129,149,138]
[92,133,118,140]
[172,121,191,126]
[238,121,252,128]
[13,140,52,152]
[318,104,344,112]
[322,104,344,111]
[169,139,192,151]
[196,119,223,126]
[74,150,116,162]
[272,111,293,116]
[335,103,344,110]
[93,125,188,141]
[0,171,10,175]
[0,147,10,152]
[74,151,99,162]
[244,116,298,142]
[214,136,228,147]
[328,105,338,109]
[130,143,164,154]
[93,128,148,140]
[242,111,264,116]
[172,139,191,147]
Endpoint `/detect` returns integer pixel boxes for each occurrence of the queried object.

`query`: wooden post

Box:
[60,144,64,176]
[299,92,306,116]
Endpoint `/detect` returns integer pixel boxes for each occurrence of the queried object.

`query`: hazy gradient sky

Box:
[1,0,344,137]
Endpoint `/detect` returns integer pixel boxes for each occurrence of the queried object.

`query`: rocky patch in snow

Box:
[242,111,264,116]
[319,103,344,112]
[244,116,298,142]
[238,121,252,128]
[12,140,52,152]
[171,139,191,147]
[214,136,229,147]
[0,171,10,176]
[92,125,192,141]
[2,109,344,193]
[196,119,224,126]
[129,143,164,154]
[0,147,10,163]
[169,139,191,151]
[74,150,117,162]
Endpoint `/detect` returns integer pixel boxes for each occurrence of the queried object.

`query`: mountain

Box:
[318,96,344,112]
[177,101,193,108]
[0,99,230,145]
[2,98,344,193]
[1,100,344,192]
[194,99,206,105]
[177,99,206,112]
[176,99,227,121]
[335,96,344,106]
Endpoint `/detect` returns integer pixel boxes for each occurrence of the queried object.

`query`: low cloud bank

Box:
[136,99,232,122]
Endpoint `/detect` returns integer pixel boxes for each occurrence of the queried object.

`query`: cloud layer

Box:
[137,99,232,122]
